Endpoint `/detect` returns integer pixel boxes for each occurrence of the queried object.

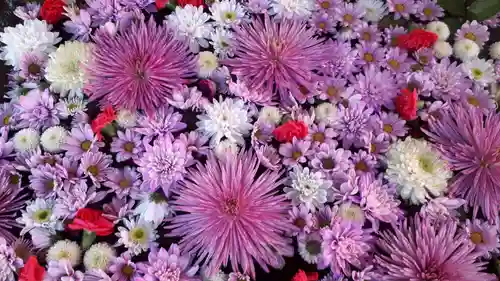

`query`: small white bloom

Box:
[115,109,137,129]
[462,58,495,85]
[198,51,219,78]
[203,270,228,281]
[258,106,281,124]
[297,232,322,264]
[83,243,116,271]
[167,5,213,53]
[453,39,480,61]
[18,198,62,236]
[13,128,40,152]
[40,126,68,152]
[214,139,240,160]
[196,97,253,147]
[210,28,234,58]
[315,103,337,124]
[426,21,450,41]
[385,138,452,205]
[433,41,452,59]
[30,228,53,249]
[338,27,356,41]
[47,240,82,266]
[338,202,365,224]
[116,218,158,256]
[134,192,172,228]
[210,0,247,27]
[284,166,332,210]
[356,0,387,22]
[56,97,87,118]
[45,41,92,96]
[270,0,314,20]
[489,41,500,60]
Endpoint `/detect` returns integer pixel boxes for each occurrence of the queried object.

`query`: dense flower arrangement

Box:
[1,0,500,280]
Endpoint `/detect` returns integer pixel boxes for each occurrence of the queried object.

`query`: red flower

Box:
[67,208,114,236]
[292,270,318,281]
[91,106,116,140]
[397,29,438,52]
[177,0,205,7]
[19,256,45,281]
[395,88,418,121]
[40,0,65,24]
[273,120,308,143]
[155,0,169,9]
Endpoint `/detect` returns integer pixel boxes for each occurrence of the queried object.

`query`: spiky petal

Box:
[0,167,28,243]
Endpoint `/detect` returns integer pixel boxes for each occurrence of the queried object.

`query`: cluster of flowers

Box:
[1,0,500,280]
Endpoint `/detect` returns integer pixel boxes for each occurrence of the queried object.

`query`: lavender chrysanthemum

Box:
[351,65,397,109]
[375,215,496,281]
[168,150,294,278]
[425,104,500,222]
[333,104,373,149]
[429,58,472,101]
[85,19,197,114]
[79,151,113,186]
[134,106,187,140]
[62,123,103,160]
[138,244,199,281]
[224,14,330,104]
[0,168,28,243]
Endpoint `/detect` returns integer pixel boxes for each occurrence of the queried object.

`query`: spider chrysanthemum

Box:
[84,19,197,114]
[168,150,294,279]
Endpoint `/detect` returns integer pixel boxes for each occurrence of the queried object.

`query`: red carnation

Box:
[397,29,438,52]
[91,106,116,140]
[40,0,65,24]
[395,88,418,121]
[19,256,45,281]
[68,208,114,236]
[292,270,318,281]
[177,0,205,7]
[273,120,308,143]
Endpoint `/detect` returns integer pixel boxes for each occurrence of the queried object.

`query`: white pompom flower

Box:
[197,51,219,78]
[83,243,116,271]
[489,41,500,60]
[453,39,480,61]
[46,240,82,266]
[433,41,452,59]
[258,106,281,124]
[426,21,450,41]
[13,128,40,152]
[40,126,68,152]
[315,103,338,124]
[116,109,137,128]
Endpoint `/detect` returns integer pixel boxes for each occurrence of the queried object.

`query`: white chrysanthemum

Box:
[315,103,337,124]
[40,126,68,153]
[210,28,234,58]
[83,243,116,271]
[210,0,247,27]
[270,0,314,20]
[0,19,60,69]
[134,192,172,228]
[433,41,452,59]
[116,109,137,128]
[116,218,158,256]
[297,232,322,264]
[453,39,480,61]
[385,138,452,205]
[426,21,450,41]
[203,270,228,281]
[167,5,213,53]
[56,97,87,118]
[489,41,500,60]
[356,0,388,22]
[284,166,332,211]
[462,58,495,85]
[197,51,219,78]
[196,97,253,147]
[13,128,40,152]
[337,202,365,225]
[18,198,62,236]
[47,240,82,266]
[258,106,281,124]
[45,41,92,96]
[214,139,240,160]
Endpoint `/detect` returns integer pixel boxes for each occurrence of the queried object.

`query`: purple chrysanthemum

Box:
[383,26,407,46]
[429,58,472,101]
[16,89,60,130]
[79,151,113,186]
[288,204,314,236]
[224,14,331,104]
[54,181,106,218]
[0,102,19,130]
[371,112,407,141]
[19,52,46,81]
[109,253,140,281]
[307,122,338,149]
[84,19,197,114]
[104,166,141,199]
[279,138,313,166]
[354,23,382,43]
[460,86,496,113]
[61,123,103,160]
[351,65,397,109]
[334,3,365,28]
[168,150,294,278]
[333,104,373,149]
[317,76,356,104]
[375,215,496,281]
[138,244,198,281]
[363,133,390,156]
[413,47,435,67]
[254,144,282,171]
[134,106,187,140]
[0,168,28,243]
[110,129,145,162]
[387,0,416,19]
[322,40,358,76]
[351,150,377,175]
[384,47,411,73]
[28,164,65,198]
[415,0,443,21]
[311,12,334,33]
[425,104,500,222]
[464,219,500,259]
[309,143,352,175]
[355,42,384,69]
[455,20,490,47]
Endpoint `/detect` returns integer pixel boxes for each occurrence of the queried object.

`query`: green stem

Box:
[81,230,96,250]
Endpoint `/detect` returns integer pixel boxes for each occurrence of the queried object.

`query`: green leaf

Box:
[442,17,464,35]
[468,0,500,20]
[438,0,466,16]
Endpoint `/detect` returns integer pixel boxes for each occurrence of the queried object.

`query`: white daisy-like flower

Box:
[453,39,480,61]
[40,126,68,153]
[433,41,453,59]
[18,198,62,236]
[196,97,253,147]
[489,41,500,60]
[284,166,333,211]
[297,232,322,264]
[258,106,282,124]
[47,240,82,266]
[270,0,314,20]
[56,97,87,118]
[197,51,219,78]
[116,109,138,129]
[210,28,234,59]
[167,5,213,53]
[45,41,92,96]
[13,128,40,152]
[0,19,60,69]
[315,103,338,124]
[462,58,495,85]
[214,139,240,160]
[337,202,366,225]
[30,228,53,249]
[210,0,247,27]
[116,218,158,256]
[356,0,387,22]
[83,243,116,271]
[385,137,452,205]
[426,21,450,41]
[134,191,172,228]
[338,27,356,41]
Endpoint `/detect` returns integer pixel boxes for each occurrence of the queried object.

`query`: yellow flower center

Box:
[464,32,477,41]
[121,265,135,277]
[312,132,325,143]
[362,32,371,41]
[292,151,302,160]
[383,124,393,133]
[34,209,51,223]
[388,59,400,70]
[2,115,10,125]
[130,227,147,243]
[370,143,376,153]
[327,86,338,97]
[87,165,99,176]
[318,22,326,30]
[28,63,41,75]
[223,11,236,21]
[119,179,130,188]
[58,251,70,260]
[470,231,483,244]
[363,53,374,62]
[80,140,92,151]
[467,96,480,107]
[123,142,135,153]
[9,174,20,185]
[423,7,433,16]
[355,161,368,172]
[395,4,405,12]
[343,14,353,23]
[418,155,435,173]
[471,68,483,80]
[320,1,330,9]
[322,158,335,169]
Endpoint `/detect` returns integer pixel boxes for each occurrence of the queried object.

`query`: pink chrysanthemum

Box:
[376,215,496,281]
[84,19,197,114]
[168,150,294,279]
[424,104,500,222]
[224,15,331,105]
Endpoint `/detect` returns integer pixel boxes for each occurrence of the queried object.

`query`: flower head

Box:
[285,166,332,210]
[138,244,199,281]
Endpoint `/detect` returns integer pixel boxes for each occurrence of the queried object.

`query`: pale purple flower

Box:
[455,20,490,47]
[62,124,103,160]
[313,205,335,230]
[0,102,19,130]
[0,167,28,243]
[19,52,46,81]
[314,0,339,13]
[289,205,314,236]
[333,104,373,149]
[383,26,407,46]
[64,8,93,42]
[420,197,466,223]
[80,151,113,186]
[317,76,356,105]
[255,144,282,171]
[13,3,40,20]
[400,71,434,96]
[54,181,107,218]
[279,138,312,166]
[351,151,377,175]
[371,112,407,141]
[103,196,135,223]
[178,131,209,158]
[47,260,84,281]
[415,0,443,21]
[320,273,346,281]
[351,65,397,109]
[414,47,435,67]
[418,100,449,121]
[135,106,186,140]
[483,12,500,28]
[57,157,86,189]
[355,42,384,69]
[388,0,416,19]
[84,270,112,281]
[110,129,144,162]
[334,3,365,28]
[384,47,411,73]
[16,89,60,130]
[311,13,334,33]
[310,143,352,175]
[167,86,208,111]
[363,133,390,156]
[247,0,270,13]
[429,58,472,101]
[307,123,337,148]
[354,23,382,43]
[464,219,500,259]
[228,273,250,281]
[109,254,140,281]
[0,237,23,279]
[460,86,496,113]
[321,41,359,76]
[29,164,65,198]
[104,167,141,199]
[138,244,199,281]
[251,121,275,146]
[331,169,358,203]
[351,265,376,281]
[0,128,13,161]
